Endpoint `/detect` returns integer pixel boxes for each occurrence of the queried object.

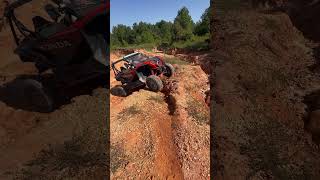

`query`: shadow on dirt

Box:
[308,46,320,73]
[162,79,178,115]
[110,82,178,116]
[110,83,146,97]
[303,89,320,144]
[110,78,179,116]
[164,94,177,115]
[0,74,108,113]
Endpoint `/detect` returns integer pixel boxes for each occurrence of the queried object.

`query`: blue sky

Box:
[110,0,210,31]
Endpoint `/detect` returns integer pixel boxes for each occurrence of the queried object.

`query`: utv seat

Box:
[32,16,51,32]
[32,16,66,38]
[38,23,67,38]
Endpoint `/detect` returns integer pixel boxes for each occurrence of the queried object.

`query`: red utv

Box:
[2,0,109,112]
[111,52,174,96]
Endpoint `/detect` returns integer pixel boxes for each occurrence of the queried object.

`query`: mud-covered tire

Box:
[164,63,174,77]
[110,85,128,97]
[146,75,163,92]
[19,79,54,112]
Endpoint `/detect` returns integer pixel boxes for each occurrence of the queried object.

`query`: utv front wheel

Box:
[146,75,163,92]
[164,63,175,77]
[20,79,54,112]
[110,85,128,97]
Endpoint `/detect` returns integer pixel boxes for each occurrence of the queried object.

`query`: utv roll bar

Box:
[111,52,141,65]
[123,52,140,59]
[4,0,36,45]
[4,0,32,14]
[111,52,141,76]
[4,0,62,13]
[111,57,126,76]
[111,52,141,66]
[3,0,75,46]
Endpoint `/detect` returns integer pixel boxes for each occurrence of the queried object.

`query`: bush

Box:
[172,34,210,51]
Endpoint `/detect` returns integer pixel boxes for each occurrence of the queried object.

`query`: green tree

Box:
[111,5,210,49]
[155,20,174,44]
[173,7,194,41]
[132,22,155,44]
[194,7,211,36]
[110,33,121,47]
[111,24,132,46]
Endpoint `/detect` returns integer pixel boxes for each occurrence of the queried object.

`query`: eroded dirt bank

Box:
[110,50,210,179]
[210,6,320,179]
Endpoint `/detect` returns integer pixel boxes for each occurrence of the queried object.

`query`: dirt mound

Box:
[210,7,320,179]
[0,88,108,179]
[110,51,210,179]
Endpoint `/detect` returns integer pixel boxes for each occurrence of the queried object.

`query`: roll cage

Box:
[3,0,81,45]
[111,52,149,75]
[4,0,35,45]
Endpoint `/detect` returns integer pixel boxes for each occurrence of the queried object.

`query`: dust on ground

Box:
[110,49,210,179]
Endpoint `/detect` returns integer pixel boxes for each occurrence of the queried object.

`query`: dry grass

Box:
[148,95,164,104]
[12,128,108,179]
[117,104,141,122]
[187,98,209,125]
[164,57,189,65]
[110,143,129,174]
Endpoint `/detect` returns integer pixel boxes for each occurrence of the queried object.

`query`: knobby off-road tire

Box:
[164,63,175,77]
[110,85,128,97]
[146,75,163,92]
[19,79,54,113]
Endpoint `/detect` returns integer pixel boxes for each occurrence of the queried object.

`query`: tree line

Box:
[111,6,211,49]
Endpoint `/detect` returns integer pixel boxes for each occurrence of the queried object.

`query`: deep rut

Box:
[153,79,184,179]
[153,115,183,179]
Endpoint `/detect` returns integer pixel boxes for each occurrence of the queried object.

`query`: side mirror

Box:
[44,4,60,22]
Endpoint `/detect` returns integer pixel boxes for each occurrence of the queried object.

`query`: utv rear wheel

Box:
[20,79,54,112]
[110,85,128,97]
[164,63,174,77]
[146,75,163,92]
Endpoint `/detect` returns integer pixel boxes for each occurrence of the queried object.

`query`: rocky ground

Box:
[210,2,320,179]
[110,50,210,179]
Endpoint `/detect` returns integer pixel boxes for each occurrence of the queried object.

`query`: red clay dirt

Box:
[110,50,210,179]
